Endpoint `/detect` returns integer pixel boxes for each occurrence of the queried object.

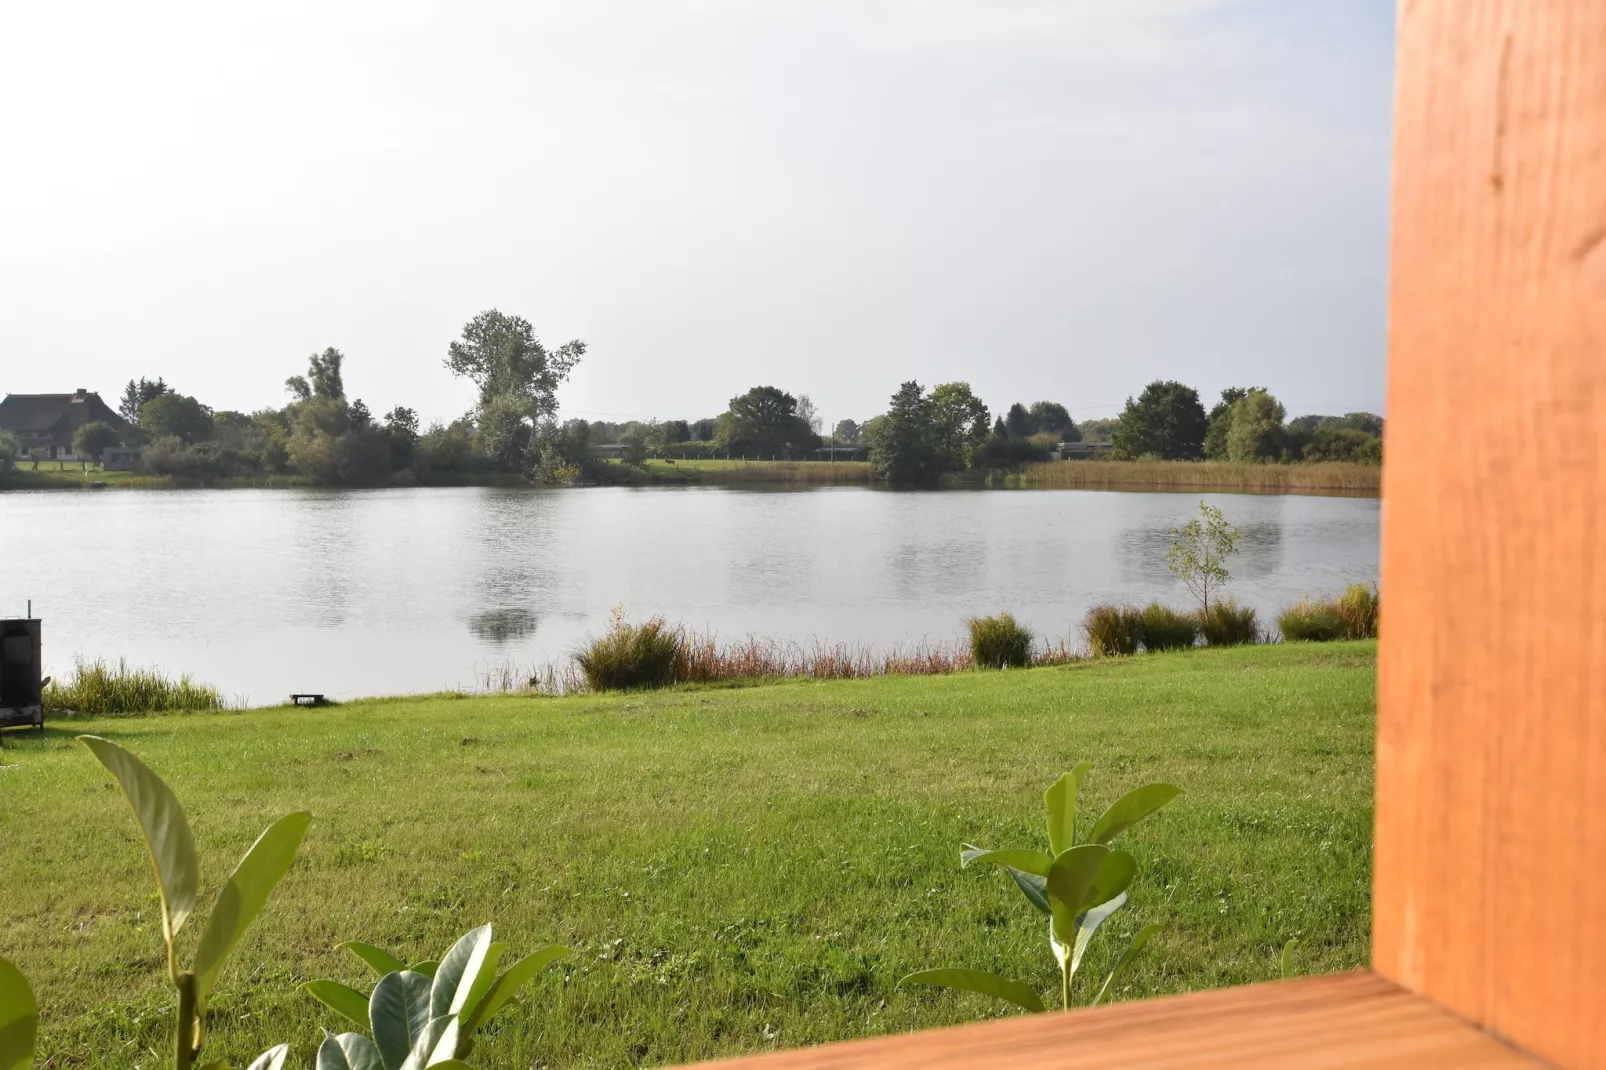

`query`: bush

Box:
[1084,604,1144,657]
[967,612,1033,669]
[43,657,226,715]
[1277,584,1379,642]
[1199,598,1260,646]
[575,609,683,690]
[1334,583,1380,639]
[1277,599,1347,642]
[1139,603,1198,651]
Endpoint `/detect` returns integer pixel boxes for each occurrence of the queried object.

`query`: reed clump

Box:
[1198,598,1260,646]
[1277,600,1346,642]
[574,609,683,691]
[1139,603,1200,651]
[42,657,227,716]
[966,612,1034,669]
[1278,584,1379,642]
[1084,605,1146,657]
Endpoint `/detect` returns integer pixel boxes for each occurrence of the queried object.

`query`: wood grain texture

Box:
[1376,0,1606,1067]
[684,974,1534,1069]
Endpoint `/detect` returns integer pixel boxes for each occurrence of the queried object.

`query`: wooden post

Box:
[1373,2,1606,1067]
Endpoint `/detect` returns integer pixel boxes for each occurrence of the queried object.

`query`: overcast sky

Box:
[2,1,1394,428]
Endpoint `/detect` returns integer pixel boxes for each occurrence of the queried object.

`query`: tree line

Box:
[1106,380,1382,465]
[32,310,587,486]
[10,313,1380,487]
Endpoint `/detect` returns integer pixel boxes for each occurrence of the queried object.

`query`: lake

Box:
[0,486,1379,704]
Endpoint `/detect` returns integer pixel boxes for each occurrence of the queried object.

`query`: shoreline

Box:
[1,457,1382,497]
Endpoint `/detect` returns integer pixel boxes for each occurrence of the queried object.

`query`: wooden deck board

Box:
[686,973,1539,1069]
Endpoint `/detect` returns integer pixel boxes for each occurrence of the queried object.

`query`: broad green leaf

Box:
[193,812,312,1012]
[78,735,200,946]
[398,1014,456,1070]
[302,980,372,1026]
[1070,892,1127,977]
[407,961,440,979]
[898,969,1044,1013]
[0,956,38,1070]
[1007,869,1050,914]
[460,946,568,1035]
[1088,783,1182,846]
[1092,923,1161,1006]
[370,970,433,1070]
[1084,850,1137,911]
[340,942,408,978]
[1045,844,1109,949]
[245,1045,288,1070]
[1043,762,1094,856]
[960,849,1053,877]
[1280,938,1298,979]
[430,925,492,1020]
[317,1033,384,1070]
[457,943,505,1027]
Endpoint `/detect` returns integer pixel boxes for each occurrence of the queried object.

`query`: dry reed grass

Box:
[474,624,1084,695]
[1014,460,1380,495]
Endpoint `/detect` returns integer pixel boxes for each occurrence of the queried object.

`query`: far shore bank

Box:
[1,457,1380,497]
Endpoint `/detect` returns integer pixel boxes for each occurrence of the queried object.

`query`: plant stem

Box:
[1061,965,1071,1011]
[175,973,198,1070]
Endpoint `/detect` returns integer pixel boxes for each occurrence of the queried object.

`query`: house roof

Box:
[0,392,127,433]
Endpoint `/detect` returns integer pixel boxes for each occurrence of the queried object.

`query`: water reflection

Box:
[467,608,539,643]
[1,485,1379,703]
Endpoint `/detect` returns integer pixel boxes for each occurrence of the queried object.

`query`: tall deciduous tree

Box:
[832,419,862,445]
[1203,387,1255,459]
[714,386,819,456]
[1029,401,1080,442]
[139,393,215,445]
[1225,389,1289,462]
[72,421,119,461]
[1111,381,1208,460]
[445,310,586,469]
[928,382,991,470]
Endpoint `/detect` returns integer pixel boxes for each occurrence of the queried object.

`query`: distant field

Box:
[630,457,873,484]
[1013,460,1381,495]
[2,643,1375,1069]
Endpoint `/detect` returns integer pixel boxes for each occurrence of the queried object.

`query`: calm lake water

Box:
[0,486,1379,704]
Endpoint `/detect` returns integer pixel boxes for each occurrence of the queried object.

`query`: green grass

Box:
[0,643,1375,1069]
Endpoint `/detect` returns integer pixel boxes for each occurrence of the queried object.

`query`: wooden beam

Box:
[685,973,1535,1068]
[1375,1,1606,1067]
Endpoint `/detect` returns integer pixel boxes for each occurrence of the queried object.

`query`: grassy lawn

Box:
[0,643,1375,1069]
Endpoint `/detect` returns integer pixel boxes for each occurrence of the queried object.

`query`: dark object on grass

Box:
[1139,603,1199,652]
[0,618,44,729]
[967,612,1034,669]
[291,693,327,707]
[1084,604,1145,657]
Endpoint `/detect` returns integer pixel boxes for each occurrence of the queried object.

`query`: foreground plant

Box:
[901,764,1181,1011]
[1,956,36,1070]
[78,736,310,1070]
[303,925,568,1068]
